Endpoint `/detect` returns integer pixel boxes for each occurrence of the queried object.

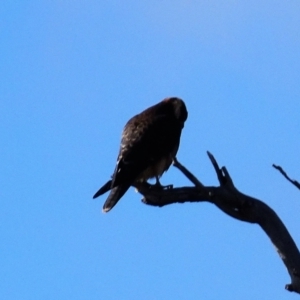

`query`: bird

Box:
[93,97,188,213]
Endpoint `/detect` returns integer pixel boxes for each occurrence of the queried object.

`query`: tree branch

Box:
[135,152,300,294]
[273,164,300,190]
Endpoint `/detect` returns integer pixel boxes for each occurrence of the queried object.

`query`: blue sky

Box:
[1,1,300,299]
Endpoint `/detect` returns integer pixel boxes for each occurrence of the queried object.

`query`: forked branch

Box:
[135,152,300,294]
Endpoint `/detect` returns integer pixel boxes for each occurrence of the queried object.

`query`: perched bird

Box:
[93,97,188,212]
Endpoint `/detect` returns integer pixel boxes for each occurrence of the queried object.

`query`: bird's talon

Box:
[148,183,173,191]
[165,184,173,190]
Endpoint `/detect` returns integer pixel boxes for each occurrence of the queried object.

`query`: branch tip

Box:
[285,284,294,292]
[273,164,300,190]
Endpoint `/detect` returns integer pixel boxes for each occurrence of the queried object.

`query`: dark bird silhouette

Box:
[93,97,188,212]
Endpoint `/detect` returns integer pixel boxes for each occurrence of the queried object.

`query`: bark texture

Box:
[134,152,300,294]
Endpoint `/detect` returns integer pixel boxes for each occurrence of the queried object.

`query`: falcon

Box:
[93,97,188,212]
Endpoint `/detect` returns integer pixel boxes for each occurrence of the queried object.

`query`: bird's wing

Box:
[111,112,182,188]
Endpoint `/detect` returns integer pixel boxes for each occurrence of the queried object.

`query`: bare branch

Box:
[173,157,204,187]
[136,153,300,294]
[273,164,300,190]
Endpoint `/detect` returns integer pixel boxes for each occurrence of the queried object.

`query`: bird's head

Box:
[163,97,188,125]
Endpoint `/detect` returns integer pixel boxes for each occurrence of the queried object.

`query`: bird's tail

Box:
[93,180,112,199]
[102,184,130,213]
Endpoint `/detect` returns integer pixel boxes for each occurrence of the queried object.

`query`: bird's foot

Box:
[134,181,173,193]
[149,182,173,191]
[150,176,173,190]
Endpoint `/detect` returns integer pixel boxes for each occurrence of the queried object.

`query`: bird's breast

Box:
[136,156,173,182]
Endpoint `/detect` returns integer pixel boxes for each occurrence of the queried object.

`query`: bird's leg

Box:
[134,177,173,193]
[151,176,173,190]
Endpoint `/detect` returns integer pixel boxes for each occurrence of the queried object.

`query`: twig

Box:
[137,153,300,294]
[173,157,204,187]
[273,164,300,190]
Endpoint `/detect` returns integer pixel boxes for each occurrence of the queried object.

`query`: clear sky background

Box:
[1,1,300,299]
